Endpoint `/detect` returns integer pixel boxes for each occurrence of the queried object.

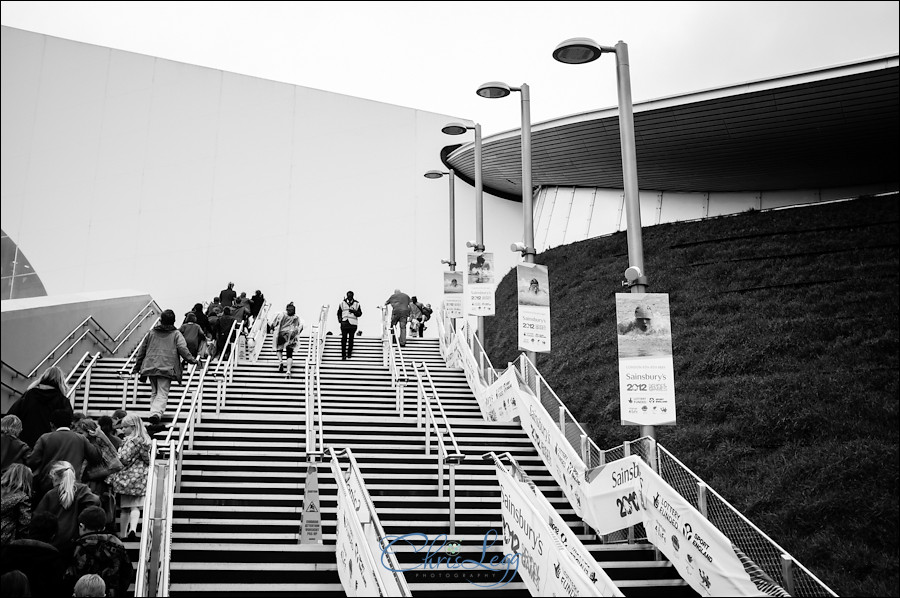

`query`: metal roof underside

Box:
[444,62,899,201]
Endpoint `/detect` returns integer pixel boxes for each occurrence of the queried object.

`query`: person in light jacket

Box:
[336,291,362,360]
[132,310,198,425]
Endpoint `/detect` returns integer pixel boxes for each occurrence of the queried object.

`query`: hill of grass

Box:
[483,194,899,597]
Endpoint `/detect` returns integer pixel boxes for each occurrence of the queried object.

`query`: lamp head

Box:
[442,122,472,136]
[424,170,446,179]
[553,37,604,64]
[476,81,512,99]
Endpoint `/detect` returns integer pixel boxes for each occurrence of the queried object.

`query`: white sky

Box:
[2,1,898,135]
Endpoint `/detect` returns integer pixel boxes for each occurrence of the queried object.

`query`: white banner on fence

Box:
[615,293,676,426]
[517,264,551,352]
[482,367,520,422]
[495,462,621,597]
[334,471,382,596]
[466,253,495,316]
[443,272,464,319]
[639,464,763,597]
[582,455,645,535]
[514,374,588,520]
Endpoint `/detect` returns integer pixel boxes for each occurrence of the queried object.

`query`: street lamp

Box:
[477,81,536,366]
[442,121,486,345]
[424,169,457,271]
[553,37,653,443]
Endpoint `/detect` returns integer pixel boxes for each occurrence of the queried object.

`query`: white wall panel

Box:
[563,188,595,246]
[544,187,574,250]
[587,189,625,239]
[659,192,708,224]
[708,192,759,217]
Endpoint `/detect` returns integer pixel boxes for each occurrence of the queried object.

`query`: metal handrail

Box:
[329,446,412,597]
[134,438,159,597]
[248,301,272,362]
[380,304,392,367]
[386,315,409,415]
[305,305,329,455]
[412,361,465,535]
[161,358,211,447]
[158,440,177,596]
[28,300,160,378]
[211,319,242,413]
[65,352,102,413]
[64,351,93,386]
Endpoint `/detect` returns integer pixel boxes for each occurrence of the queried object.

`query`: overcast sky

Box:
[2,1,898,135]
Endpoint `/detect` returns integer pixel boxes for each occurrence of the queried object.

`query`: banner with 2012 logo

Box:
[517,263,551,352]
[443,271,463,319]
[495,461,622,597]
[466,253,495,316]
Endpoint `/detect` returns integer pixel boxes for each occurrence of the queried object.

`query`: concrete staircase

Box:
[74,332,695,597]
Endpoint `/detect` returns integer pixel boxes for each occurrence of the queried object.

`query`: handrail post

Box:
[697,482,709,517]
[624,441,635,544]
[781,554,796,596]
[449,461,457,536]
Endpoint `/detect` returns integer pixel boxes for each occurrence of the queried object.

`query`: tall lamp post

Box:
[442,121,486,345]
[423,169,457,271]
[553,38,653,443]
[476,81,536,367]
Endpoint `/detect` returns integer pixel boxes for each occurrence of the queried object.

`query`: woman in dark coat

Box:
[187,303,211,336]
[7,367,73,448]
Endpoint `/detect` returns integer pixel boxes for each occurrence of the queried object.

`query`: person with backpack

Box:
[336,291,362,360]
[65,506,134,597]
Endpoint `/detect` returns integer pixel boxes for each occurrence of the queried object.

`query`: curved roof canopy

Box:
[445,55,899,200]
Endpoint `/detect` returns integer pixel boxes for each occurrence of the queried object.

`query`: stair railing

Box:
[329,446,412,597]
[247,301,272,362]
[386,316,409,416]
[24,299,160,380]
[305,305,329,455]
[411,361,465,534]
[167,357,213,492]
[210,318,242,413]
[117,318,161,409]
[134,438,177,597]
[435,303,454,361]
[380,304,392,367]
[64,351,102,414]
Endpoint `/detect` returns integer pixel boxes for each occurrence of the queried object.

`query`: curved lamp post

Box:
[476,81,536,366]
[554,37,654,444]
[424,169,457,271]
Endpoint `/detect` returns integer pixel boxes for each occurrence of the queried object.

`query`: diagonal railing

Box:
[411,361,465,534]
[305,305,329,455]
[329,446,412,597]
[247,300,272,362]
[210,318,242,413]
[64,351,102,414]
[382,305,409,415]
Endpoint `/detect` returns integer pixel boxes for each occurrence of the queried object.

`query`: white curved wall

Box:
[1,26,522,333]
[532,183,896,252]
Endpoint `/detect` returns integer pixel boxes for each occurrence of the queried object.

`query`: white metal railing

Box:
[171,358,214,490]
[26,300,160,379]
[305,305,329,455]
[384,307,409,415]
[133,435,176,597]
[117,318,161,409]
[247,301,272,362]
[210,319,242,413]
[64,351,102,414]
[380,304,392,367]
[411,361,465,534]
[329,447,412,597]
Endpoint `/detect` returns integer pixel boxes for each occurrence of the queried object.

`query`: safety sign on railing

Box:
[301,462,322,544]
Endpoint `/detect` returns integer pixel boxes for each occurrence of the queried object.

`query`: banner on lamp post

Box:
[443,271,463,319]
[516,263,551,352]
[615,293,676,426]
[466,252,495,316]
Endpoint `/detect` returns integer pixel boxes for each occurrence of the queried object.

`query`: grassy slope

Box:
[484,195,899,597]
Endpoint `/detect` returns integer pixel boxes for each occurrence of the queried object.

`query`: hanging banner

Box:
[443,271,463,319]
[300,462,322,544]
[466,252,495,316]
[334,473,381,595]
[482,367,520,423]
[638,464,768,597]
[582,455,645,535]
[615,293,676,426]
[495,462,620,597]
[517,263,551,352]
[514,372,588,520]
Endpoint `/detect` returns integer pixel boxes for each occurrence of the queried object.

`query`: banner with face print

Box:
[466,252,495,316]
[443,271,463,318]
[517,263,551,352]
[616,293,676,425]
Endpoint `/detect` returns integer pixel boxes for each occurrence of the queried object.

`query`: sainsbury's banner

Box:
[582,455,645,535]
[443,272,463,319]
[638,464,765,597]
[466,252,495,316]
[496,462,621,597]
[517,264,551,352]
[482,367,520,423]
[514,373,588,521]
[334,467,382,596]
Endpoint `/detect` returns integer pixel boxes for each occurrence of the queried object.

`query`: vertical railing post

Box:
[697,482,709,517]
[781,554,796,596]
[624,441,635,544]
[83,367,93,414]
[449,462,457,536]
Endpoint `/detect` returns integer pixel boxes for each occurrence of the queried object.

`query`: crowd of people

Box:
[1,368,149,596]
